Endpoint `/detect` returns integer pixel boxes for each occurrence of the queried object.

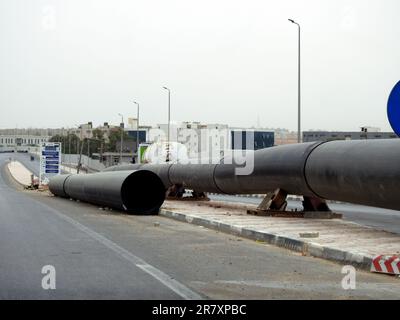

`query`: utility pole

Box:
[133,101,140,162]
[118,113,124,164]
[163,86,171,162]
[75,124,83,173]
[87,138,90,167]
[68,129,71,173]
[100,141,103,164]
[288,19,301,143]
[77,138,84,174]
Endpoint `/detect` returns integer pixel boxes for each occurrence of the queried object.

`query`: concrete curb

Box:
[160,209,373,271]
[4,161,27,189]
[206,193,343,204]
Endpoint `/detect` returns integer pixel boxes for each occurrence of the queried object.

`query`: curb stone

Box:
[160,209,373,271]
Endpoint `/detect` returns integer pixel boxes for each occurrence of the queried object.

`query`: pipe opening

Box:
[121,170,166,214]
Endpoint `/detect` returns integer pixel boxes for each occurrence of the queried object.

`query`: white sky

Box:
[0,0,399,131]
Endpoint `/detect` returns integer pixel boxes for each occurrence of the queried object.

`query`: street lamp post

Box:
[68,129,71,173]
[162,86,171,162]
[87,138,90,167]
[133,101,140,162]
[118,113,124,164]
[75,124,84,174]
[288,18,301,143]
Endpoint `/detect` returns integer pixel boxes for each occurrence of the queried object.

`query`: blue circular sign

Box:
[387,81,400,137]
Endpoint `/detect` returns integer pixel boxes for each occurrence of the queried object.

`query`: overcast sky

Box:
[0,0,398,131]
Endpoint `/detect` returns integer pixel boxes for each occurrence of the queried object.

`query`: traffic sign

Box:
[387,80,400,137]
[40,142,61,185]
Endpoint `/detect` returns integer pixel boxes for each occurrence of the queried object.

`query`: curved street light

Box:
[288,18,301,143]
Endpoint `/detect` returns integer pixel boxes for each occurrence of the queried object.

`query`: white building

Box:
[147,122,275,162]
[149,122,230,161]
[0,134,50,152]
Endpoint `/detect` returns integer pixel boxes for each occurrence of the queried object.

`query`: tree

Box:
[106,128,131,153]
[49,128,133,157]
[82,137,104,157]
[92,128,105,141]
[49,133,80,154]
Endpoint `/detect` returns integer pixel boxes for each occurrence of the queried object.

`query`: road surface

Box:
[1,152,399,299]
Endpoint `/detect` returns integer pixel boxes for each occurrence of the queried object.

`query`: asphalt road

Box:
[1,152,400,299]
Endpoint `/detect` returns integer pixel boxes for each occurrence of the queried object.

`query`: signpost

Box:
[40,142,61,185]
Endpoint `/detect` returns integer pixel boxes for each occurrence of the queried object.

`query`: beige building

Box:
[273,129,298,145]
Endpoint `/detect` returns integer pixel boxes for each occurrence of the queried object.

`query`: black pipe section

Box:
[48,174,72,198]
[214,142,322,196]
[103,142,324,196]
[103,163,173,189]
[304,139,400,209]
[49,170,166,214]
[105,139,400,211]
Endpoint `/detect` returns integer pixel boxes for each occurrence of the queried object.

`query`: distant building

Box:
[0,121,279,157]
[273,129,298,145]
[0,128,67,137]
[125,128,149,153]
[360,126,381,133]
[71,122,119,141]
[230,129,274,150]
[0,134,50,152]
[303,128,398,142]
[92,152,134,167]
[149,122,275,160]
[149,122,230,158]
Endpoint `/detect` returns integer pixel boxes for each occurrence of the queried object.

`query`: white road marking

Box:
[36,202,203,300]
[136,264,202,300]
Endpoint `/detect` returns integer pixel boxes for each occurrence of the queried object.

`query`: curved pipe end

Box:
[121,170,166,215]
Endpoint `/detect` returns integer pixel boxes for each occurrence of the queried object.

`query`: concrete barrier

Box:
[6,161,37,187]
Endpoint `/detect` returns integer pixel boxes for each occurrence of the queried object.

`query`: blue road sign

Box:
[42,151,59,156]
[45,170,59,174]
[44,146,58,151]
[387,80,400,137]
[43,158,59,162]
[45,165,59,169]
[43,153,59,157]
[45,161,59,165]
[40,142,61,185]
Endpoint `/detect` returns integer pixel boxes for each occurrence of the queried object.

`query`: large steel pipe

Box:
[104,139,400,210]
[48,174,72,198]
[103,142,323,196]
[168,164,221,193]
[304,139,400,210]
[214,142,322,196]
[49,170,166,214]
